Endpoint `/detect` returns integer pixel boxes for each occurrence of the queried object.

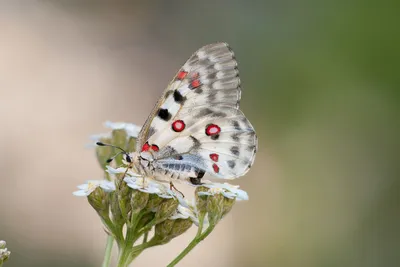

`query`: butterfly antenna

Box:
[96,142,132,163]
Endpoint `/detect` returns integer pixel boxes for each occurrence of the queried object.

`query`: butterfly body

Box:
[132,43,257,185]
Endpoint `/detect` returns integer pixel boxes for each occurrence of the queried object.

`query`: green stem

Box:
[102,235,114,267]
[100,216,123,244]
[116,211,146,267]
[167,225,215,267]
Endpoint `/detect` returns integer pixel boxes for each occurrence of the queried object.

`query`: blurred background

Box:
[0,1,399,266]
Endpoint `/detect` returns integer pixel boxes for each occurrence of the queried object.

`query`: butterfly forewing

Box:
[136,42,257,181]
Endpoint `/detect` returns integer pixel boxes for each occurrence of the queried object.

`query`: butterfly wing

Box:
[136,42,257,180]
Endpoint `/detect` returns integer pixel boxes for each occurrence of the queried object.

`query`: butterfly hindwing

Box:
[136,42,257,181]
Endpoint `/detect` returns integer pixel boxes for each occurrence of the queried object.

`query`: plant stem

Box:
[102,235,114,267]
[167,225,215,267]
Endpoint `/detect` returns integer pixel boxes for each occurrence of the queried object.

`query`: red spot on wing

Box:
[172,120,186,132]
[151,144,159,152]
[205,124,221,136]
[141,142,150,152]
[212,163,220,173]
[177,71,188,80]
[209,153,219,162]
[191,79,201,89]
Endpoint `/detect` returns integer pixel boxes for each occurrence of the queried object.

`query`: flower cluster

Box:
[74,122,249,266]
[0,240,10,266]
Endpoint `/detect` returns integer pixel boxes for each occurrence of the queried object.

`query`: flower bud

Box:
[222,197,236,218]
[154,198,179,223]
[110,192,124,226]
[146,194,164,211]
[126,137,136,153]
[195,186,209,215]
[87,187,110,218]
[169,219,193,238]
[136,212,155,230]
[0,241,5,249]
[130,190,149,214]
[115,179,132,220]
[111,129,127,165]
[154,219,175,241]
[206,193,224,226]
[96,137,113,169]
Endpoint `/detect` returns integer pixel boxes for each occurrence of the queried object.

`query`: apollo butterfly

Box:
[129,42,257,185]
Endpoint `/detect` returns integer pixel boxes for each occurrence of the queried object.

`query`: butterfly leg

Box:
[170,181,185,198]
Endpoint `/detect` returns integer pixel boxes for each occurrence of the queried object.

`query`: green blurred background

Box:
[0,1,399,266]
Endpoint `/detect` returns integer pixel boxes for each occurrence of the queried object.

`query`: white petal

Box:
[100,181,116,192]
[73,190,89,196]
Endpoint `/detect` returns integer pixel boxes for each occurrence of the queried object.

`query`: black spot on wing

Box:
[231,120,241,130]
[231,133,240,141]
[196,108,213,118]
[227,160,236,169]
[148,126,156,137]
[173,90,186,104]
[211,134,220,140]
[189,135,201,149]
[231,146,240,156]
[158,108,171,121]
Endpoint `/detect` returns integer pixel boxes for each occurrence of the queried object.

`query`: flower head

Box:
[104,121,141,138]
[198,182,248,200]
[171,198,209,227]
[73,180,115,196]
[124,177,163,195]
[0,240,10,264]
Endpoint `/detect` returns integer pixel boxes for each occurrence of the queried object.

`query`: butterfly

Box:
[129,42,257,185]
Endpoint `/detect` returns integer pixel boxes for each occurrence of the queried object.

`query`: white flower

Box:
[106,166,141,177]
[170,199,209,227]
[104,121,142,138]
[73,180,115,196]
[198,182,249,201]
[124,177,164,195]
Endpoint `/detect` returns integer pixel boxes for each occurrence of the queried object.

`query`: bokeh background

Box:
[0,1,399,267]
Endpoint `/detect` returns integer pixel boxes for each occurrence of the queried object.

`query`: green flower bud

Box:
[222,197,236,218]
[136,212,155,230]
[169,219,193,238]
[115,179,132,220]
[110,192,124,226]
[206,193,224,226]
[112,129,127,165]
[154,219,175,241]
[87,187,110,218]
[0,241,5,249]
[126,137,136,153]
[130,190,149,214]
[146,194,164,211]
[96,137,113,169]
[112,129,127,150]
[154,198,179,223]
[195,186,209,215]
